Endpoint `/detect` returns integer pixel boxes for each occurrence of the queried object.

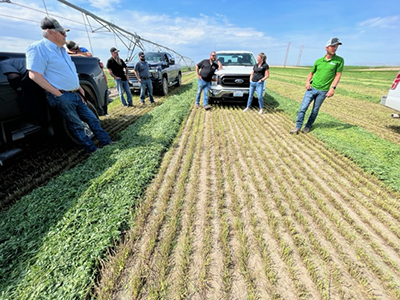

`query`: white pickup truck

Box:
[381,71,400,117]
[208,50,256,103]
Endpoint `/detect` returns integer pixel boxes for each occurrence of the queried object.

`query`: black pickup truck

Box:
[0,52,110,165]
[127,51,181,96]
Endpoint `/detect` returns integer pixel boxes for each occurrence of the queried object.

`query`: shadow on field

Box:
[313,121,357,131]
[264,93,285,113]
[387,125,400,135]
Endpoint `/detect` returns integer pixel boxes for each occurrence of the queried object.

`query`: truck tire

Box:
[161,77,168,96]
[175,73,182,87]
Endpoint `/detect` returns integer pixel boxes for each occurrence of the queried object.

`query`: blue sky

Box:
[0,0,399,67]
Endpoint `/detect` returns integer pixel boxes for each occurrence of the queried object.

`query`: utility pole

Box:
[283,42,290,68]
[296,44,304,67]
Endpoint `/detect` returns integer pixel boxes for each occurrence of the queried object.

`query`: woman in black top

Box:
[243,52,269,114]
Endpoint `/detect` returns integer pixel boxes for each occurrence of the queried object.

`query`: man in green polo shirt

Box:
[290,38,344,134]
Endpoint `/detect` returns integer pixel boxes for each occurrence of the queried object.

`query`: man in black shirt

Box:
[106,47,133,107]
[195,51,222,110]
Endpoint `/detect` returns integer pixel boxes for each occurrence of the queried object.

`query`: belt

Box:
[140,77,149,80]
[59,89,79,93]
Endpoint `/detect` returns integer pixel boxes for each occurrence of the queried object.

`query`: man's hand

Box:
[326,88,335,98]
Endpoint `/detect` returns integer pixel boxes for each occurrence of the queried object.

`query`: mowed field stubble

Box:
[95,67,400,300]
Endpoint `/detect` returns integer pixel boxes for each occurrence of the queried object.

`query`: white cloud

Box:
[358,16,399,29]
[88,0,121,10]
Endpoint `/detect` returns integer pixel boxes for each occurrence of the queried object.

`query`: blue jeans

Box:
[114,79,133,106]
[195,79,211,106]
[48,92,112,152]
[296,88,327,129]
[140,78,155,103]
[246,81,264,108]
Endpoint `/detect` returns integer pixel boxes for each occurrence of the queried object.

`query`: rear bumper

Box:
[381,94,400,112]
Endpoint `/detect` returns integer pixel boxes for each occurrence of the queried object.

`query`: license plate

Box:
[233,91,243,97]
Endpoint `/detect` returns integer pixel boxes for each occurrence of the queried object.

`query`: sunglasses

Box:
[52,29,66,36]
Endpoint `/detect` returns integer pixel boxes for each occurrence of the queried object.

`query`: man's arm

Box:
[217,60,223,70]
[326,72,342,97]
[107,68,120,80]
[29,70,62,97]
[196,65,201,79]
[68,50,93,57]
[133,70,141,82]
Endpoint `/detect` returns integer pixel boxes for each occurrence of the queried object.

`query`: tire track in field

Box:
[97,103,400,300]
[267,79,400,145]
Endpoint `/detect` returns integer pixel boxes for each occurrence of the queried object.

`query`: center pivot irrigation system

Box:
[57,0,194,67]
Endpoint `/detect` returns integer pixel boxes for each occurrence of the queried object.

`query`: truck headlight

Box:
[211,75,218,86]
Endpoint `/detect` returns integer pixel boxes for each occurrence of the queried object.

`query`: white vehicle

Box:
[208,51,256,103]
[381,71,400,117]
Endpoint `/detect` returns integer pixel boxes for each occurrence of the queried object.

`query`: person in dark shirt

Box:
[133,51,155,105]
[106,47,133,107]
[243,52,269,114]
[195,51,222,110]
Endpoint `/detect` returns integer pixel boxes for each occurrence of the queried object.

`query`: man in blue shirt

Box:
[66,40,93,57]
[26,16,112,153]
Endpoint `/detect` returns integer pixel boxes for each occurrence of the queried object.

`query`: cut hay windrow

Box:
[0,81,197,299]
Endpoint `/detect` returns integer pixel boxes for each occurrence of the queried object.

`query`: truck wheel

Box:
[176,73,182,87]
[161,77,168,96]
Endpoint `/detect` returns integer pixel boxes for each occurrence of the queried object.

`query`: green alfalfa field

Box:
[1,67,400,300]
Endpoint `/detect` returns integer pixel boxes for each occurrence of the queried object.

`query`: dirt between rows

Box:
[96,104,400,299]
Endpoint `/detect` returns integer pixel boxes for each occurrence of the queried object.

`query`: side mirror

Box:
[169,58,175,65]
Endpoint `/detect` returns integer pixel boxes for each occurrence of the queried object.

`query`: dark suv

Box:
[127,51,182,96]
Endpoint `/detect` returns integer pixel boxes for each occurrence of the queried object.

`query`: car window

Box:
[216,53,256,66]
[146,53,162,62]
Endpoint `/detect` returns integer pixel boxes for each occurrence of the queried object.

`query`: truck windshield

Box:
[145,53,163,62]
[216,53,256,66]
[131,53,163,63]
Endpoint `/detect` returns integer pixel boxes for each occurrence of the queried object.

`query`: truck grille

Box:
[127,68,137,81]
[219,75,250,88]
